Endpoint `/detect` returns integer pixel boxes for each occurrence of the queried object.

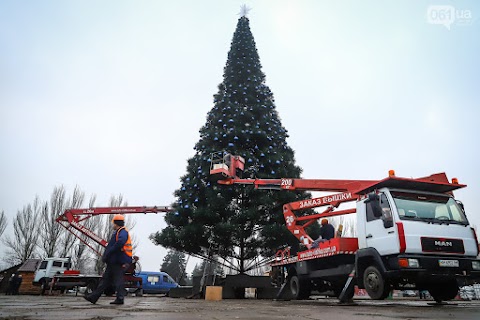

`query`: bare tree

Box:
[71,193,97,272]
[92,194,129,274]
[0,210,7,238]
[58,186,86,258]
[327,211,356,238]
[39,186,67,258]
[2,197,41,265]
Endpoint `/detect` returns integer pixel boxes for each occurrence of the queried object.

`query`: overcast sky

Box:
[1,1,479,273]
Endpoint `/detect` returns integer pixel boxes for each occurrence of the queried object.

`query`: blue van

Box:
[136,271,178,295]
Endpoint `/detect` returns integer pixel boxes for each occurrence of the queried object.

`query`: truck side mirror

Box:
[383,218,394,228]
[365,193,379,203]
[366,193,383,218]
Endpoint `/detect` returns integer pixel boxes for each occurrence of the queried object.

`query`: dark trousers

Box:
[90,264,127,301]
[5,283,14,295]
[13,282,21,295]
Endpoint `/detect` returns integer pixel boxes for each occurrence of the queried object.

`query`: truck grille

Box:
[421,237,464,254]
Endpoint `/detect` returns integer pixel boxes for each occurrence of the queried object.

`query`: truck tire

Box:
[363,266,390,300]
[85,280,98,295]
[427,279,458,303]
[289,275,311,300]
[40,278,49,295]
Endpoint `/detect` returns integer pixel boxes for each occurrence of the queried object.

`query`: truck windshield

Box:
[391,191,468,225]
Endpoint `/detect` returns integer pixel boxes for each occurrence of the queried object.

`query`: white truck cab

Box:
[355,187,480,301]
[358,188,477,255]
[33,257,71,285]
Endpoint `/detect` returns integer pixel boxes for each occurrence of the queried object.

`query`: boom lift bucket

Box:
[209,152,245,181]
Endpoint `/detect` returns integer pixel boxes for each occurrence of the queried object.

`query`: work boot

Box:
[110,299,124,305]
[83,295,97,304]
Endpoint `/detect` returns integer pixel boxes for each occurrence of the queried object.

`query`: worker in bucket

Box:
[84,214,133,305]
[311,219,335,248]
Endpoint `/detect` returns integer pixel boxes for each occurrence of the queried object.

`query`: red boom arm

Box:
[56,206,173,256]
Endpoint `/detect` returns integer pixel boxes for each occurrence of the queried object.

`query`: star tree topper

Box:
[238,4,252,17]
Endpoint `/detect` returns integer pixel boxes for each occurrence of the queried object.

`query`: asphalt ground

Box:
[1,295,480,320]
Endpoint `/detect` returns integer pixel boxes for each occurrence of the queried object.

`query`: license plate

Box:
[439,259,459,267]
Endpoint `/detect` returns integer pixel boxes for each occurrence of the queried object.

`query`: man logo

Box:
[435,240,453,247]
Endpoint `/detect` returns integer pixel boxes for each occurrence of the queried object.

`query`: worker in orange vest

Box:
[84,214,132,305]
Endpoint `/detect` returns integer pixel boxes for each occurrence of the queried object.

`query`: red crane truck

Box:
[210,152,480,303]
[33,206,172,295]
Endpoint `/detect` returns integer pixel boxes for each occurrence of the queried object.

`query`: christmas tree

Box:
[160,250,187,285]
[151,10,316,273]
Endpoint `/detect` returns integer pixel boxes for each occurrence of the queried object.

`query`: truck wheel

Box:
[40,280,45,295]
[289,275,311,300]
[363,266,390,300]
[427,280,458,303]
[40,278,49,295]
[86,281,98,295]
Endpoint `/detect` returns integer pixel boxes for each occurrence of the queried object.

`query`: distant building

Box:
[17,259,42,294]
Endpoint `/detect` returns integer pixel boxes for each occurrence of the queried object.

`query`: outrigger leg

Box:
[338,268,356,303]
[274,275,292,300]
